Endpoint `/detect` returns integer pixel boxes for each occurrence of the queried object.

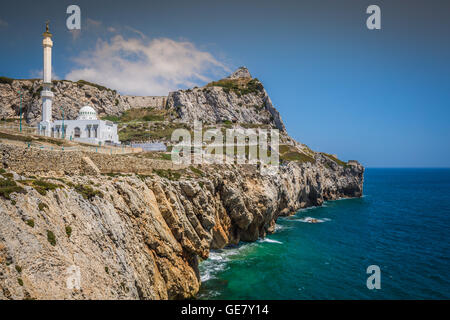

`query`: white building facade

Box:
[38,23,120,145]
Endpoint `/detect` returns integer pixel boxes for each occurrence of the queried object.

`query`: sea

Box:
[198,168,450,299]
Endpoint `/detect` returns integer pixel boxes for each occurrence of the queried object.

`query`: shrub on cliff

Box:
[154,169,181,181]
[206,78,263,97]
[77,80,113,92]
[74,184,103,200]
[321,153,347,166]
[0,76,14,85]
[280,151,315,164]
[46,230,56,246]
[30,180,62,196]
[0,178,25,200]
[0,132,33,143]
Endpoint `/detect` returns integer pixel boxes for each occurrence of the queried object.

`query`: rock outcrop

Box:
[0,67,364,300]
[227,66,252,79]
[0,154,363,300]
[166,70,286,131]
[0,79,165,125]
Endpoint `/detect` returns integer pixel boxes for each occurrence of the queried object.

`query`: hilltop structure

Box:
[38,22,120,145]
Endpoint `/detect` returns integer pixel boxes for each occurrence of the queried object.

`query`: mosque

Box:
[38,22,120,145]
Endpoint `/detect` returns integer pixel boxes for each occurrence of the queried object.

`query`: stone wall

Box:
[0,80,168,125]
[0,144,185,176]
[123,96,167,109]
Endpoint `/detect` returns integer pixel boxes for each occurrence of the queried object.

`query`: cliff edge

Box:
[0,68,364,299]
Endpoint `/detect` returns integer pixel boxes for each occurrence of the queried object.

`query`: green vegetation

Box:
[321,153,347,166]
[1,172,13,179]
[119,122,190,143]
[101,115,121,122]
[74,184,103,200]
[77,80,115,93]
[253,104,265,112]
[154,169,181,181]
[47,230,56,246]
[278,144,316,164]
[159,153,172,161]
[102,107,168,124]
[0,132,33,143]
[105,267,109,274]
[189,166,204,177]
[0,178,25,200]
[279,144,291,154]
[15,265,22,273]
[25,180,62,196]
[38,202,48,211]
[280,151,315,163]
[26,219,35,228]
[206,78,263,96]
[65,226,72,238]
[17,278,24,286]
[0,76,14,85]
[35,136,68,146]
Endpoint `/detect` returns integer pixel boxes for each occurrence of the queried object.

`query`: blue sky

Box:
[0,0,449,167]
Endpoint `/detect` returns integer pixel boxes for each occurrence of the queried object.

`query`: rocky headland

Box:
[0,68,364,299]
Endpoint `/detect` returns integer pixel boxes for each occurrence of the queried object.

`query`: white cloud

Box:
[65,35,230,96]
[86,18,102,29]
[124,26,147,39]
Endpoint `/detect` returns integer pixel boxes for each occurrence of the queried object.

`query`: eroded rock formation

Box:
[0,154,363,300]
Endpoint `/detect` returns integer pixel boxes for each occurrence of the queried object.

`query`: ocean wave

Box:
[200,245,253,281]
[258,238,283,244]
[291,217,331,223]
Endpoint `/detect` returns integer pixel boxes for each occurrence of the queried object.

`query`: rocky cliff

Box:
[0,148,363,300]
[0,78,165,126]
[0,67,364,300]
[166,67,286,131]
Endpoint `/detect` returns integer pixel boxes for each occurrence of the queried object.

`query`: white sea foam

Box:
[258,238,283,244]
[292,217,331,223]
[274,223,284,231]
[200,245,255,281]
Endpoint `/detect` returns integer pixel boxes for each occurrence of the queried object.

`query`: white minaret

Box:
[40,21,54,136]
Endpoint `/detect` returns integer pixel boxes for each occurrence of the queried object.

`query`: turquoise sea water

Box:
[198,169,450,299]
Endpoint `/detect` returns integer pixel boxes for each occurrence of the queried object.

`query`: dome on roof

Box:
[77,105,98,120]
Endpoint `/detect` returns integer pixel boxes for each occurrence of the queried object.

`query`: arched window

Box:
[74,127,81,138]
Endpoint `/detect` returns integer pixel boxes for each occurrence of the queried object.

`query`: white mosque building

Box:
[38,22,120,145]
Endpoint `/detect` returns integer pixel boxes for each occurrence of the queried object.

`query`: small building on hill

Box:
[52,106,119,144]
[38,22,120,145]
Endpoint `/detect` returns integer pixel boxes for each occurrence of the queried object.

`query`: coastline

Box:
[0,143,363,299]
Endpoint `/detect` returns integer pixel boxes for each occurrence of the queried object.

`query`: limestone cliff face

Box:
[0,68,364,300]
[0,79,164,125]
[0,154,363,300]
[166,67,286,131]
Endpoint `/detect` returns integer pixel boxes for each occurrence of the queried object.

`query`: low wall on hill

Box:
[123,96,167,109]
[0,144,185,176]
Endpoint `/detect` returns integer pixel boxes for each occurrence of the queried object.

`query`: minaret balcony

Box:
[41,89,54,98]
